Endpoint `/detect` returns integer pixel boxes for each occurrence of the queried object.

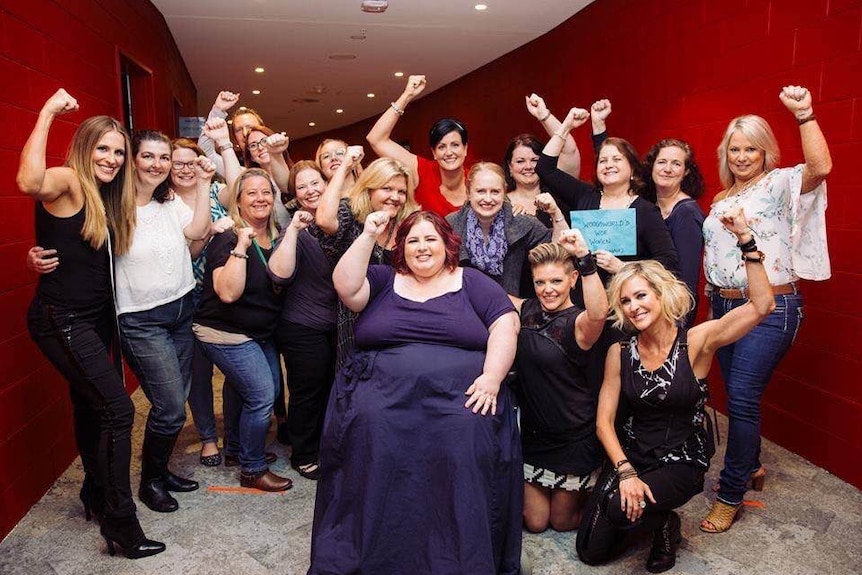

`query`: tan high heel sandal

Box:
[700,500,741,533]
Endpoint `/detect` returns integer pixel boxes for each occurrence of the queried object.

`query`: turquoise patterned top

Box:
[192,182,229,294]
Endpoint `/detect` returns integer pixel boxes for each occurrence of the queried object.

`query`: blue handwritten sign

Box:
[569,209,637,256]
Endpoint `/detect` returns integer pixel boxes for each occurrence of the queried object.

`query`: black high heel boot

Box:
[79,475,105,522]
[646,511,682,573]
[139,431,178,513]
[100,514,165,559]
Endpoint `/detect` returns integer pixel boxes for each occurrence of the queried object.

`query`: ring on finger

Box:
[638,500,646,509]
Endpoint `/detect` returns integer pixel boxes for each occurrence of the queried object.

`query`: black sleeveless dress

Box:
[619,328,714,471]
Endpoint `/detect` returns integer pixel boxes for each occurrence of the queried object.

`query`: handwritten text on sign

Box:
[569,209,637,256]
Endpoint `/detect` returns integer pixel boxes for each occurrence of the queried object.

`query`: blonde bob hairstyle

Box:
[466,161,507,193]
[227,168,280,240]
[348,157,418,224]
[717,114,780,189]
[528,242,575,275]
[607,260,694,332]
[65,116,136,255]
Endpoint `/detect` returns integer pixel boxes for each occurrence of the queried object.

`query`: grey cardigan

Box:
[446,202,551,298]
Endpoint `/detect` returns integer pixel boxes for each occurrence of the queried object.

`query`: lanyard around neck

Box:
[250,235,275,267]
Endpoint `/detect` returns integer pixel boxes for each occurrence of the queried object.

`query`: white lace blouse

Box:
[703,164,830,289]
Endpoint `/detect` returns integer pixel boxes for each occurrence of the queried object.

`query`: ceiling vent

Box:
[360,1,388,13]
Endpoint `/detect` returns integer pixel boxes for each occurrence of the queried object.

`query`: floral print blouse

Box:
[703,164,830,288]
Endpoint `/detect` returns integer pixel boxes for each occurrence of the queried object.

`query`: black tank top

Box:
[35,202,111,310]
[619,328,714,470]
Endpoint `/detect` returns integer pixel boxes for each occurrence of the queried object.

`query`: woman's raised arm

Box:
[332,210,390,312]
[690,206,775,376]
[525,93,581,178]
[316,146,363,235]
[778,86,832,193]
[366,75,425,174]
[17,89,80,202]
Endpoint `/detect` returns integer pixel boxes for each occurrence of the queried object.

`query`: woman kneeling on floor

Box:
[576,206,773,573]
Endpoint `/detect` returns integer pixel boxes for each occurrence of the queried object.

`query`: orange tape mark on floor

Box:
[742,499,765,508]
[207,485,288,495]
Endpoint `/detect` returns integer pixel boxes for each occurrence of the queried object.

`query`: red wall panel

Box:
[0,0,196,540]
[292,0,862,492]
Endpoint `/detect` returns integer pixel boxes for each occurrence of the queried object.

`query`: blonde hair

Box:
[227,168,280,239]
[607,260,693,331]
[717,114,780,189]
[65,116,135,255]
[315,139,347,165]
[348,157,417,224]
[528,242,575,274]
[467,161,506,192]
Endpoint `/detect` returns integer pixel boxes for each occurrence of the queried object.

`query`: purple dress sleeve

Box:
[461,268,516,328]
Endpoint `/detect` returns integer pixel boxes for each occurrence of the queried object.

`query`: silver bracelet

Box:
[390,102,405,116]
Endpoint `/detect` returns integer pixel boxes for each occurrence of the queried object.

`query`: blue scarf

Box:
[465,209,508,278]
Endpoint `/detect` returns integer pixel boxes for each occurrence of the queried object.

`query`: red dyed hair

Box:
[392,211,461,275]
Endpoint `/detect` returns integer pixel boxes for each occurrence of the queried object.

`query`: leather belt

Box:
[705,282,798,300]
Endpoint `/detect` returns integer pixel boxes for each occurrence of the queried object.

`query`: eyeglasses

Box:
[247,138,268,152]
[320,148,346,162]
[171,161,195,171]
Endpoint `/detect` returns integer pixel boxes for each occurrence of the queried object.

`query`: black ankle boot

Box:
[80,475,105,522]
[139,431,179,513]
[163,470,199,492]
[100,514,166,559]
[139,479,178,512]
[646,511,681,573]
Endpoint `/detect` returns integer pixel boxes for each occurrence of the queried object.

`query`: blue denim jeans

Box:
[198,337,281,473]
[119,291,195,436]
[188,338,218,443]
[711,291,803,505]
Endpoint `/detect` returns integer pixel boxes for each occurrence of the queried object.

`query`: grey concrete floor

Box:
[1,377,861,575]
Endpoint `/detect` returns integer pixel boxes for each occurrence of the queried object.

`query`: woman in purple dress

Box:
[308,211,523,574]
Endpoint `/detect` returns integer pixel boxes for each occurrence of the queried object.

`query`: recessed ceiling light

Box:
[309,122,316,127]
[367,93,375,98]
[360,0,388,13]
[252,90,261,95]
[254,67,265,73]
[238,106,247,111]
[394,71,404,77]
[227,120,233,125]
[336,109,344,114]
[475,3,488,10]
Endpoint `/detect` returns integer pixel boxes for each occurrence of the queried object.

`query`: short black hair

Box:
[429,118,468,148]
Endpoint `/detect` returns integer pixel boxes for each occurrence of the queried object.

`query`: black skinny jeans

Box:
[577,462,704,565]
[276,320,336,466]
[27,298,136,518]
